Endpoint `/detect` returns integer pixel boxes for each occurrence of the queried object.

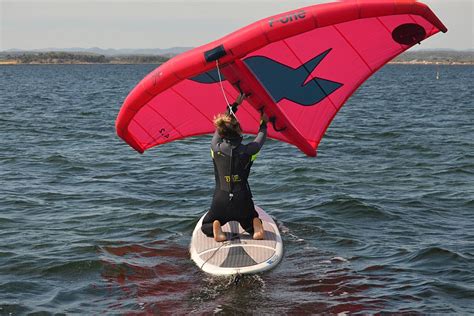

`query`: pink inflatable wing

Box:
[116,0,447,156]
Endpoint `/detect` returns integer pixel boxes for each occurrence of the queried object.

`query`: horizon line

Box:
[2,47,473,52]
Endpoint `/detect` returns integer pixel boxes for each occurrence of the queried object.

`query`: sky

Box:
[1,0,473,51]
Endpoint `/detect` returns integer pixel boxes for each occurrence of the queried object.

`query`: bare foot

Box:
[213,220,227,242]
[253,217,264,240]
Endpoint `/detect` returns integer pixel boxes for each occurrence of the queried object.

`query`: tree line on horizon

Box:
[0,50,472,64]
[0,52,170,64]
[392,50,473,64]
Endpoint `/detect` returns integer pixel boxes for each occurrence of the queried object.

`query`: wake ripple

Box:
[319,196,399,220]
[407,247,469,265]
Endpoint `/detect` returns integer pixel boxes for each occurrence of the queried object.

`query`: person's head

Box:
[214,113,242,140]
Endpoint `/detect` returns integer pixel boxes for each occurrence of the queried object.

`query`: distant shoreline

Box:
[0,50,472,66]
[1,61,472,66]
[389,61,473,65]
[0,51,169,66]
[1,60,472,66]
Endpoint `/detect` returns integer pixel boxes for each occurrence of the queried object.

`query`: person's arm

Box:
[246,113,269,155]
[226,103,239,115]
[226,93,245,115]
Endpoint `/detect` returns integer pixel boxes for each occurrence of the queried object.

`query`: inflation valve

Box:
[204,45,227,63]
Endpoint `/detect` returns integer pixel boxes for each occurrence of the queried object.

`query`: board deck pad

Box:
[190,206,283,275]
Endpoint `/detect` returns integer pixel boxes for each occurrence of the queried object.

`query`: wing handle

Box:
[269,116,287,132]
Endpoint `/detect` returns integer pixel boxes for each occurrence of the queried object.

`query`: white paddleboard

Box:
[190,206,283,275]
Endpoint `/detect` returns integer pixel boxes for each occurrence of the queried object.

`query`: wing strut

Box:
[220,59,316,157]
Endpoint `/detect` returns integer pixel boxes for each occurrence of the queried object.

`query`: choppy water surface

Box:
[0,64,473,314]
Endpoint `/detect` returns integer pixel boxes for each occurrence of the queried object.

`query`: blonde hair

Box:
[214,113,242,139]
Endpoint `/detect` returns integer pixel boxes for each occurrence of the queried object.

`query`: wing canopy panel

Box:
[242,14,442,152]
[125,80,232,152]
[116,1,447,155]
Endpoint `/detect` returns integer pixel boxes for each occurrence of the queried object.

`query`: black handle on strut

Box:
[269,116,286,132]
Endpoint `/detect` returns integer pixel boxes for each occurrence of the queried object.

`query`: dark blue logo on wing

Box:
[190,49,342,106]
[245,49,342,106]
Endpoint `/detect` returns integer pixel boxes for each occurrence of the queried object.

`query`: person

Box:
[201,93,269,242]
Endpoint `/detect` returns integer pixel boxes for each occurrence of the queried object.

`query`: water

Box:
[0,64,473,314]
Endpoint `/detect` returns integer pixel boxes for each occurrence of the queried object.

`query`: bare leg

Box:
[252,217,264,240]
[213,220,227,242]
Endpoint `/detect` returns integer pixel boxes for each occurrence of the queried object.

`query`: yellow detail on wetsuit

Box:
[251,151,260,162]
[210,148,214,158]
[224,175,241,183]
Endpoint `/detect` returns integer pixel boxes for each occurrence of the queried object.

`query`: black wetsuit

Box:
[201,113,267,237]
